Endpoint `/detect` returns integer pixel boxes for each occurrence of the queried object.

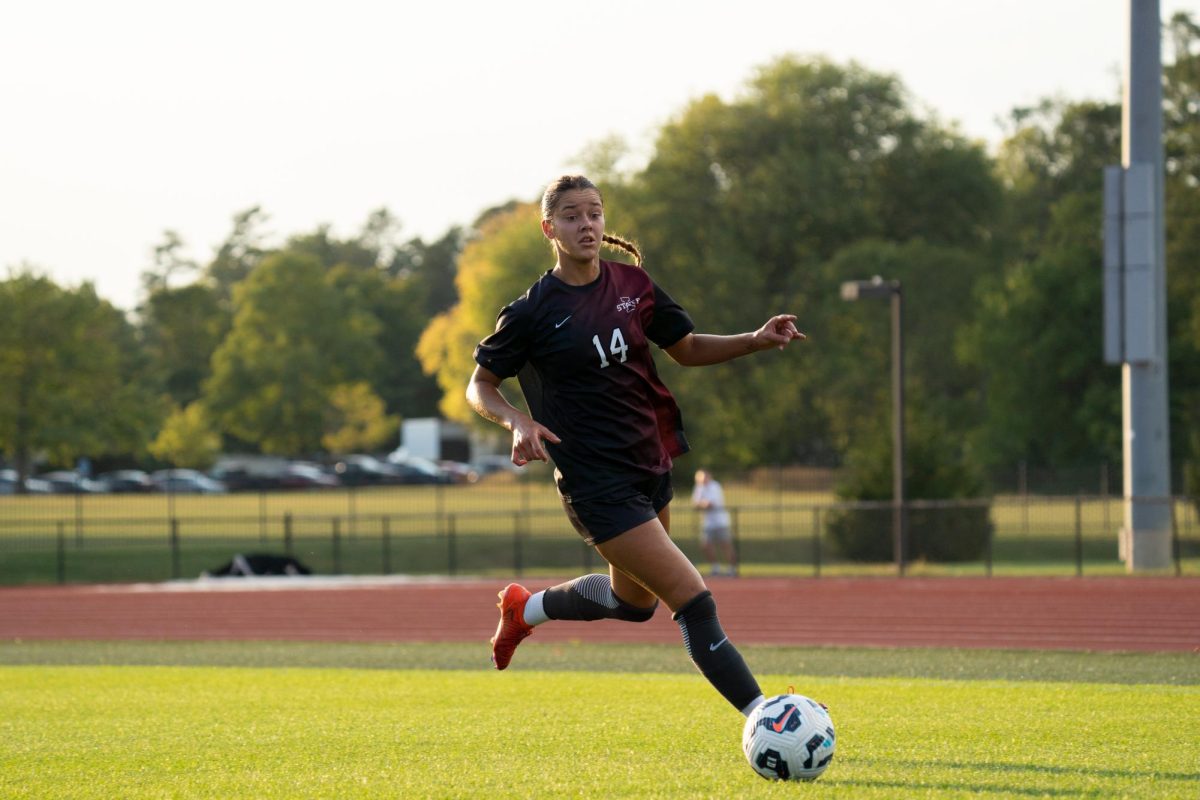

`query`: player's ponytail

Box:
[602,233,642,267]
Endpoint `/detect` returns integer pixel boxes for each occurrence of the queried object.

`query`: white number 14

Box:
[592,327,629,368]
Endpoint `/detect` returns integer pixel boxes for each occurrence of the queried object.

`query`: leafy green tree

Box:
[140,230,199,297]
[140,283,227,406]
[1165,12,1200,498]
[967,14,1200,481]
[325,259,442,421]
[389,227,463,318]
[207,206,270,305]
[960,193,1122,471]
[204,251,382,455]
[0,271,163,481]
[417,203,547,424]
[321,382,399,454]
[624,56,1001,467]
[285,225,380,273]
[818,239,994,454]
[149,402,221,468]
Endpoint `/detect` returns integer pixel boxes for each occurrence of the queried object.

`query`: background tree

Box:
[624,56,1001,468]
[140,230,198,296]
[140,283,226,407]
[204,251,382,455]
[206,206,270,306]
[1165,12,1200,497]
[417,203,547,425]
[963,15,1200,487]
[0,271,163,481]
[959,191,1122,473]
[149,402,221,468]
[321,382,399,454]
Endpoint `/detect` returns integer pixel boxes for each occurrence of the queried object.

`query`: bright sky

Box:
[3,0,1198,312]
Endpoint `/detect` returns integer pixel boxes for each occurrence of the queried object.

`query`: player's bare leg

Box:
[596,516,706,613]
[597,513,763,714]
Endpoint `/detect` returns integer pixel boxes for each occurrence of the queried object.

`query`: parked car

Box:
[470,454,523,477]
[279,462,340,490]
[334,454,447,487]
[385,450,454,484]
[209,455,292,492]
[150,469,227,494]
[437,460,480,484]
[208,466,281,492]
[0,469,52,495]
[95,470,156,493]
[38,470,109,494]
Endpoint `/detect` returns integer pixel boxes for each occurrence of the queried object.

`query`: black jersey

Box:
[474,260,695,500]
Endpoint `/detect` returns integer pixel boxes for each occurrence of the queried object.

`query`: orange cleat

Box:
[490,583,534,670]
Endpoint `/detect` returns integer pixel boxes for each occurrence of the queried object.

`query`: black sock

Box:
[542,574,657,622]
[672,591,762,712]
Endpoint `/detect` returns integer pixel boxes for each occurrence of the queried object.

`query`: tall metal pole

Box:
[1123,0,1172,569]
[892,287,906,575]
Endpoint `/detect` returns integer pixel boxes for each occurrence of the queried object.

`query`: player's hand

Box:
[510,419,561,467]
[752,314,806,351]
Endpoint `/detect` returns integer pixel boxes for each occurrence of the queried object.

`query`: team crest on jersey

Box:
[616,296,639,313]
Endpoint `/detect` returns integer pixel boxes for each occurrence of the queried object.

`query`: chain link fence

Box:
[1,470,1196,584]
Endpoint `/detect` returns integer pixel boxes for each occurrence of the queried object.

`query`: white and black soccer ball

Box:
[742,693,836,781]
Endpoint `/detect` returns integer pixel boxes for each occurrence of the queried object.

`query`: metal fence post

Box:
[1170,497,1181,578]
[447,514,457,576]
[812,507,821,578]
[1019,460,1029,536]
[283,512,293,556]
[513,512,523,577]
[985,513,994,578]
[436,483,446,538]
[56,521,66,584]
[1074,495,1083,577]
[170,518,181,580]
[259,492,267,544]
[332,517,342,574]
[382,515,392,575]
[731,507,741,572]
[74,493,84,548]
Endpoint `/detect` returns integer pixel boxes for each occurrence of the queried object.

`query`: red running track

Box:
[1,576,1198,653]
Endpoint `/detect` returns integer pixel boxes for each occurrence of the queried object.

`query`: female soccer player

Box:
[467,174,805,717]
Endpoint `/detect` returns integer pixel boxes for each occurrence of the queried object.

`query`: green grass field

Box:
[1,641,1197,799]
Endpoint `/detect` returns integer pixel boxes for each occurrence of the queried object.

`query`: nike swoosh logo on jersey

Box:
[555,314,572,328]
[709,636,729,652]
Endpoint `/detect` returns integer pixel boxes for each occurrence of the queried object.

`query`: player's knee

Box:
[613,596,658,622]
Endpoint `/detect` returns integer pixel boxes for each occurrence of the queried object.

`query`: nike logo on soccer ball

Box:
[555,315,572,328]
[709,636,729,651]
[771,706,798,733]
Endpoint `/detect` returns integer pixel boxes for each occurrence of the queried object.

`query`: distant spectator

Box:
[691,470,737,576]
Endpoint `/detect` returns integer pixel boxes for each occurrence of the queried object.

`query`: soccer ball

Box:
[742,693,836,781]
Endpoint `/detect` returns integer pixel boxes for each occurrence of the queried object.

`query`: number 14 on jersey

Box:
[592,327,628,368]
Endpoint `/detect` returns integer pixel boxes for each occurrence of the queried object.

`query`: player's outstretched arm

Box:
[665,314,806,367]
[466,366,561,466]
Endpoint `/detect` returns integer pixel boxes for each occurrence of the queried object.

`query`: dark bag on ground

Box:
[204,553,312,577]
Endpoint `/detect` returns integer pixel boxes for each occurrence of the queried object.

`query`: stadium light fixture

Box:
[840,276,906,574]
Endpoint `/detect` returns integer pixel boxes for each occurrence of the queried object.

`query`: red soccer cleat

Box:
[490,583,534,670]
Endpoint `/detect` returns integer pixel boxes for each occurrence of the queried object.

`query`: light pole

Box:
[841,276,906,574]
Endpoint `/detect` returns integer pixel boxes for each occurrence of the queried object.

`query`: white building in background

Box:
[399,418,472,462]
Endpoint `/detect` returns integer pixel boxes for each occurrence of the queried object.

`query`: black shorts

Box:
[561,472,674,546]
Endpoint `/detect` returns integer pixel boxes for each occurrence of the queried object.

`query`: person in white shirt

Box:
[691,470,737,576]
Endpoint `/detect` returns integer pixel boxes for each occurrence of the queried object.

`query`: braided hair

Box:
[541,174,643,267]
